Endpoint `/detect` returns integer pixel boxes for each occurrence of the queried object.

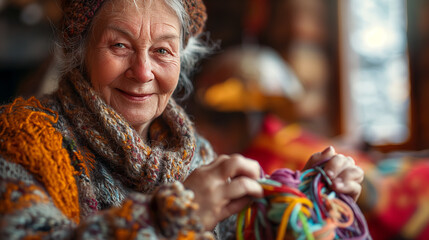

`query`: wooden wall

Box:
[408,0,429,150]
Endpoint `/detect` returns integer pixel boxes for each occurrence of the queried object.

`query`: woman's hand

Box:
[303,146,364,201]
[183,154,263,231]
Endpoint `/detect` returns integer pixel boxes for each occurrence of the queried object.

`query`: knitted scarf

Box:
[55,69,196,193]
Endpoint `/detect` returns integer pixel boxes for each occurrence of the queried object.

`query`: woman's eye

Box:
[113,43,126,48]
[157,48,168,54]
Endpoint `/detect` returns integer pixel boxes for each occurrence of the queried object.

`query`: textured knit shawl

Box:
[55,69,196,193]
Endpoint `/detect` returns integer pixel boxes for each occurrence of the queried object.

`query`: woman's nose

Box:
[125,53,154,82]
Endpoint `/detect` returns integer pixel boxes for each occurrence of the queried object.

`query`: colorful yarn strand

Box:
[236,167,370,240]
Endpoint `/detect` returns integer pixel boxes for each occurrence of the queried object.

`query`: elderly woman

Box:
[0,0,364,239]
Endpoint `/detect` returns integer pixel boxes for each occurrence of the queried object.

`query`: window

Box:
[339,0,410,145]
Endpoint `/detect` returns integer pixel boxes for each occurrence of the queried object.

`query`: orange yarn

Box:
[72,148,96,177]
[0,97,80,223]
[113,199,139,239]
[177,230,196,240]
[115,224,138,240]
[115,199,134,222]
[0,183,50,214]
[23,235,44,240]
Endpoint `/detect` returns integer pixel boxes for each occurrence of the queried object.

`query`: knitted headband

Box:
[61,0,207,49]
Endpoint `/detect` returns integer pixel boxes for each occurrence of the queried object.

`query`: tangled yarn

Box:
[236,166,370,240]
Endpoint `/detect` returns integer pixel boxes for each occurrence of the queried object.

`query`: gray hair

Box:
[55,0,214,100]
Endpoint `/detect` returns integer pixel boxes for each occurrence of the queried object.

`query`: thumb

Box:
[321,146,336,159]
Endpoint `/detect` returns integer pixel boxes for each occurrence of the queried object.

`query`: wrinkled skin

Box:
[86,0,181,139]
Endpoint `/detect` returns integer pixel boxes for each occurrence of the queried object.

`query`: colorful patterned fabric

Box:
[364,156,429,240]
[0,68,216,239]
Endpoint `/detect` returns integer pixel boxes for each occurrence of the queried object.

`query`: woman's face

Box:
[86,0,181,136]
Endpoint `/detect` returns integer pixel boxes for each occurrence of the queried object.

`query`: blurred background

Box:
[1,0,429,239]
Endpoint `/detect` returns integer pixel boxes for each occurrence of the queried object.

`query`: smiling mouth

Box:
[117,89,152,101]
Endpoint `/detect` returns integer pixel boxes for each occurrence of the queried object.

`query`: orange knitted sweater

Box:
[0,92,215,239]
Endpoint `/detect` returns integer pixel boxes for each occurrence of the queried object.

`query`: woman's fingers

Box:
[217,154,262,181]
[304,146,336,170]
[332,178,363,201]
[183,154,263,230]
[219,177,265,222]
[221,196,253,220]
[302,146,365,201]
[223,176,263,199]
[323,155,355,179]
[217,176,263,220]
[321,153,364,201]
[334,165,365,183]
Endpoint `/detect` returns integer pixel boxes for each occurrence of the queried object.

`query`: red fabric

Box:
[368,160,429,239]
[242,114,334,173]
